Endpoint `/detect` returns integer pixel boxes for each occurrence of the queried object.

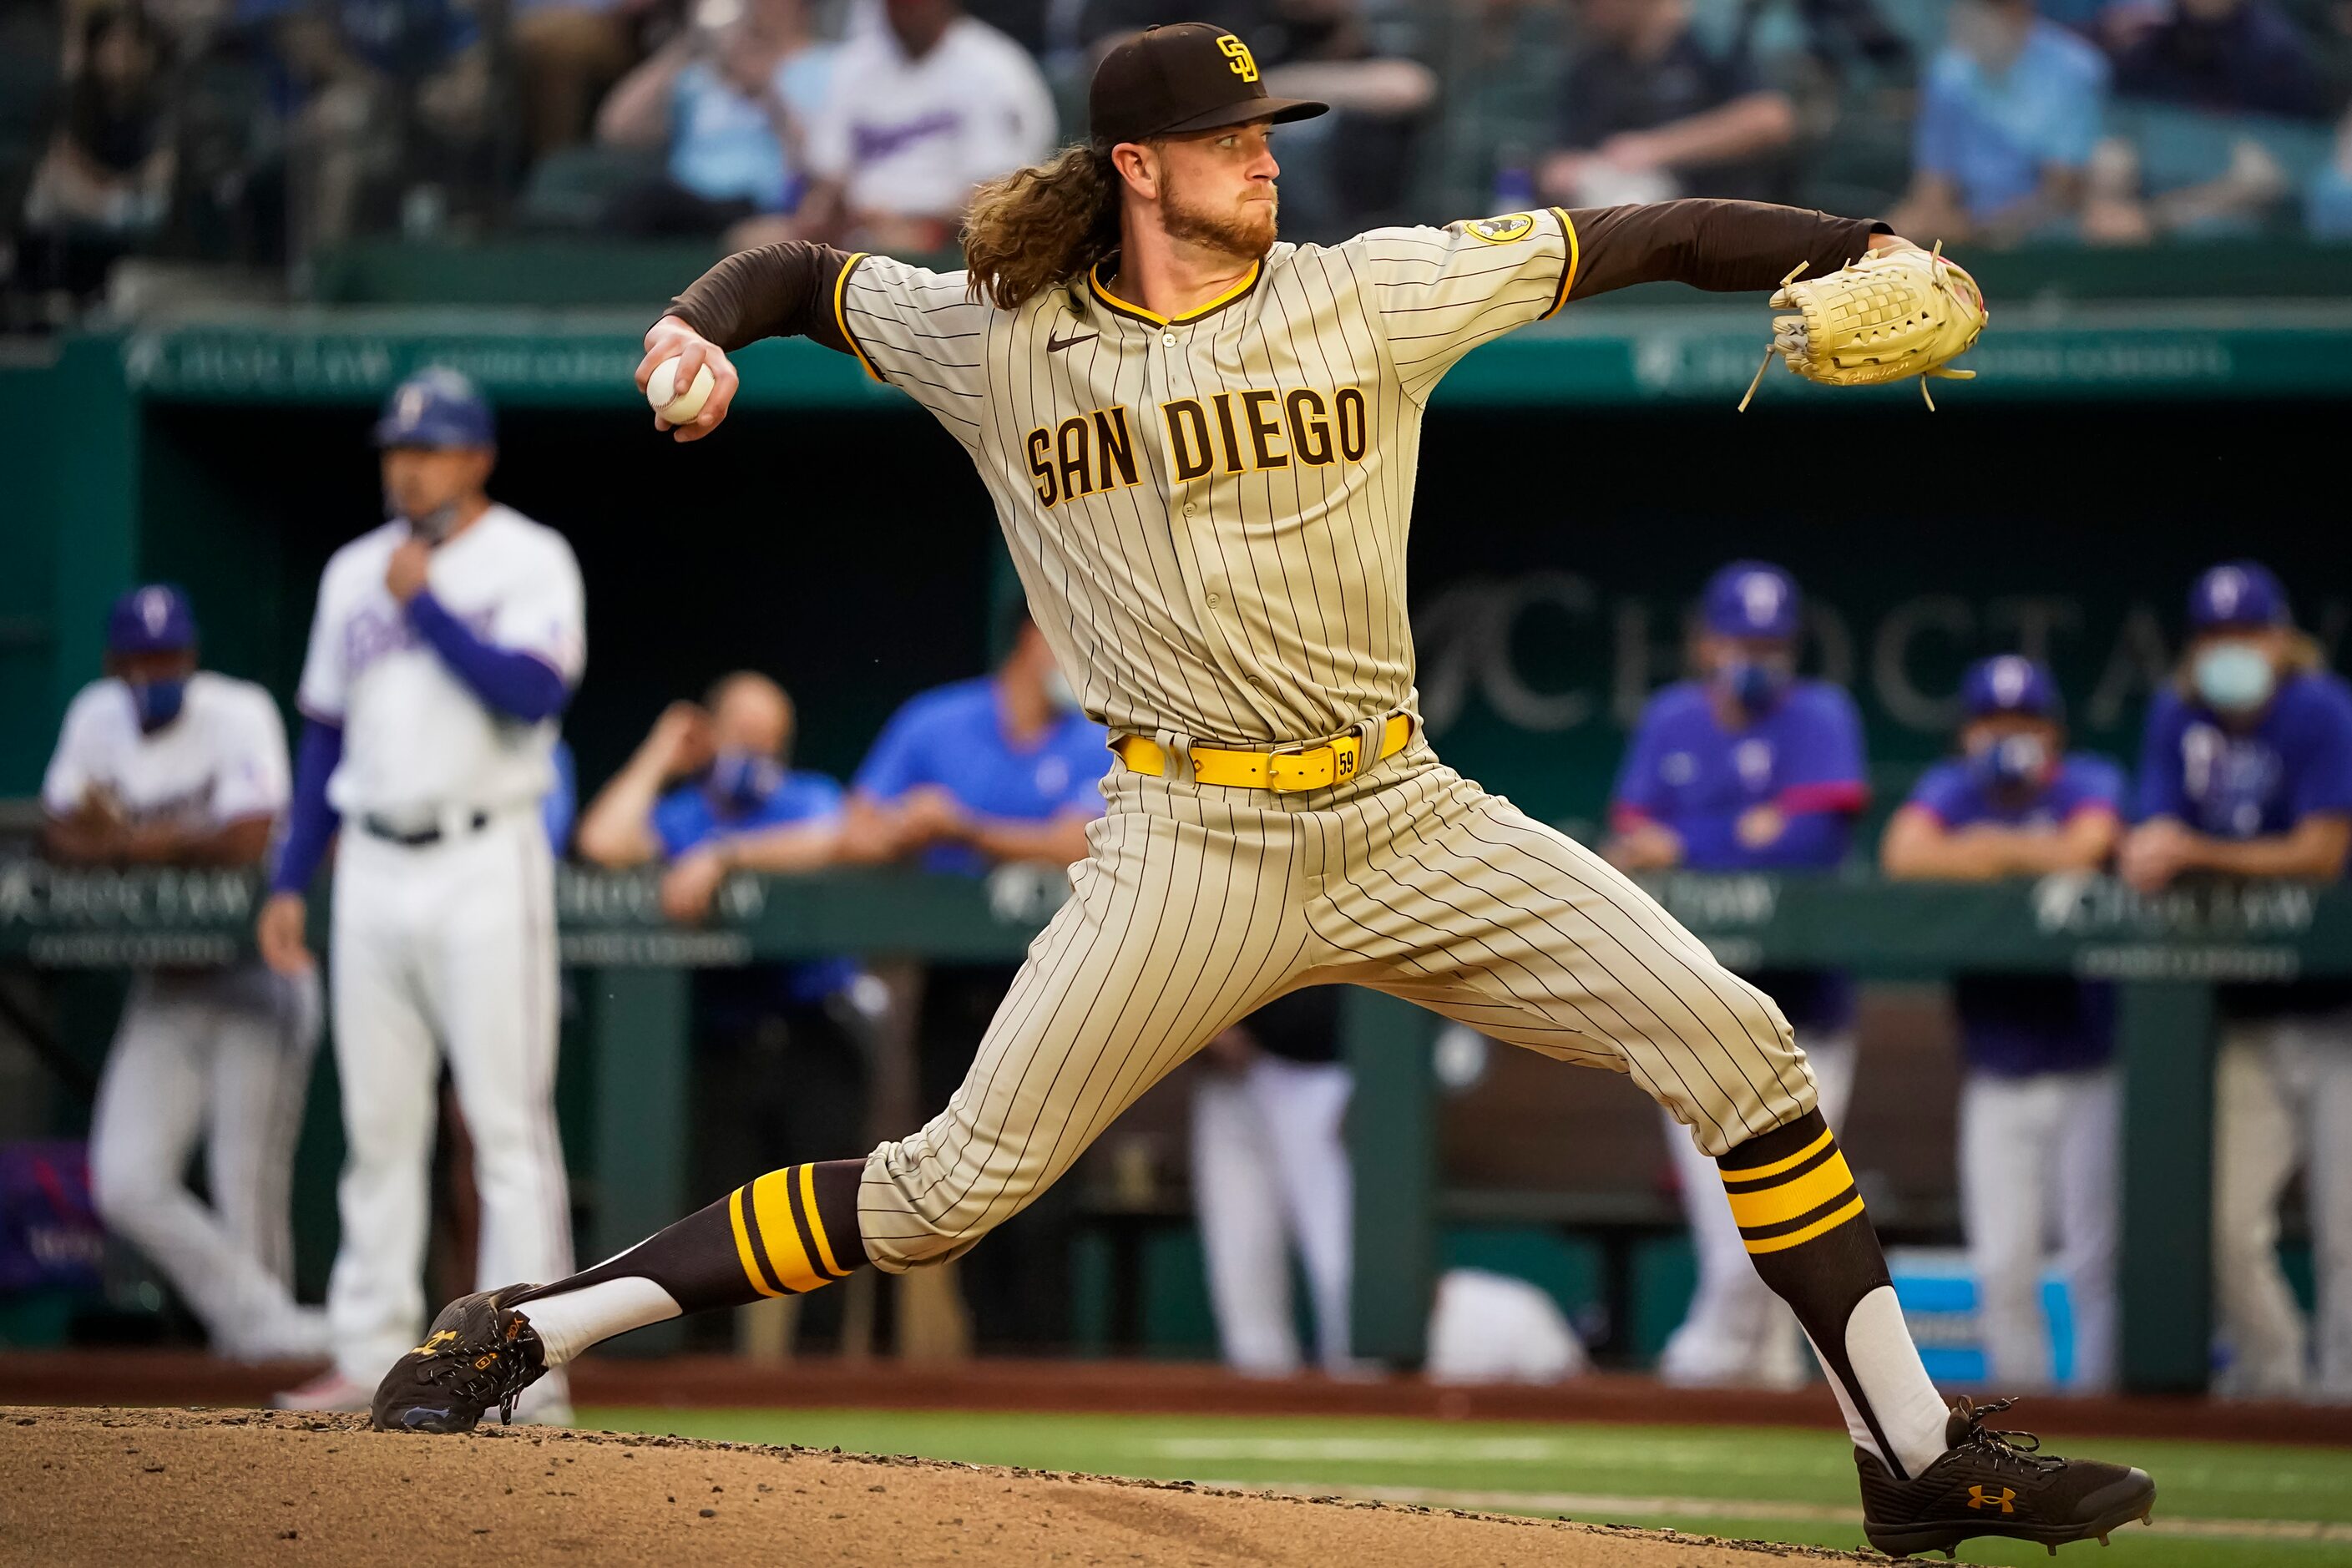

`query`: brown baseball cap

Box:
[1088,23,1328,147]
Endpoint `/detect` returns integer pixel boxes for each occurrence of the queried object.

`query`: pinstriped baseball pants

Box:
[857,741,1819,1272]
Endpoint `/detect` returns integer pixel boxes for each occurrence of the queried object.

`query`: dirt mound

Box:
[2,1406,1883,1566]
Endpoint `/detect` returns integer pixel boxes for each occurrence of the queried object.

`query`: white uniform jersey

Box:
[43,671,291,830]
[296,506,585,818]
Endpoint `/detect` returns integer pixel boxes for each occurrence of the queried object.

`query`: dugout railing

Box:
[3,861,2344,1393]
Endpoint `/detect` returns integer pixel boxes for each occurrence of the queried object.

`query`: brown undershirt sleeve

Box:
[659,242,862,357]
[1561,200,1888,303]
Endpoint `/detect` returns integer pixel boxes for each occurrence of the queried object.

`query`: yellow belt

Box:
[1111,714,1414,793]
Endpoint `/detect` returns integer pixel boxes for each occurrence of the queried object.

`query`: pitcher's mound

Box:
[3,1405,1883,1565]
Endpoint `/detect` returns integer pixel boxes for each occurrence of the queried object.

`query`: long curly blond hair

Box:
[961,144,1125,311]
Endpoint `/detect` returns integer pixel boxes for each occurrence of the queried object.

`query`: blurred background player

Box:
[838,604,1106,1349]
[2121,561,2352,1398]
[1190,985,1352,1376]
[576,670,873,1346]
[259,368,586,1419]
[42,584,323,1362]
[1604,560,1867,1388]
[1881,655,2125,1390]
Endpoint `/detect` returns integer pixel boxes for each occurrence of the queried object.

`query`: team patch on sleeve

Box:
[1458,212,1538,245]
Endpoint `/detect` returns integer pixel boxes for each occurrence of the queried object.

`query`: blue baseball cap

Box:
[2188,560,2289,631]
[107,584,197,654]
[1702,561,1802,640]
[373,367,495,449]
[1962,655,2061,721]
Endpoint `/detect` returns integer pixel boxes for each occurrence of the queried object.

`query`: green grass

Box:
[578,1405,2352,1566]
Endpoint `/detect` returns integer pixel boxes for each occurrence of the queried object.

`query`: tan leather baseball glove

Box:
[1740,242,1987,412]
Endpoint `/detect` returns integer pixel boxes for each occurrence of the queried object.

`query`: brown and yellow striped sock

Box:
[723,1161,861,1299]
[509,1160,863,1363]
[1717,1109,1950,1479]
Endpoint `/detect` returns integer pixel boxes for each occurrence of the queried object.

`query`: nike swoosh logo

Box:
[1047,330,1098,353]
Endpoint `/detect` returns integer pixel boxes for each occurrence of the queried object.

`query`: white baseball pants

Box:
[1657,1028,1855,1387]
[325,811,573,1395]
[2212,1010,2352,1398]
[1958,1065,2120,1392]
[88,965,321,1356]
[1191,1054,1354,1373]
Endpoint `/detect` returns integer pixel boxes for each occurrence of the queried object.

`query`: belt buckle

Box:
[1267,734,1358,792]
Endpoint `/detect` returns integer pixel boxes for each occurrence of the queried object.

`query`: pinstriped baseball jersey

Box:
[833,208,1579,745]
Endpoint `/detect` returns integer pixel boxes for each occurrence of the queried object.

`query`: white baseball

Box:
[646,356,716,424]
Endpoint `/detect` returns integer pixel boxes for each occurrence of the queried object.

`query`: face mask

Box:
[1966,731,2047,792]
[386,488,463,544]
[2193,643,2275,712]
[1716,656,1792,717]
[131,676,186,731]
[1044,667,1081,715]
[708,750,784,812]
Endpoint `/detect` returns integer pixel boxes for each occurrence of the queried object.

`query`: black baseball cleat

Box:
[370,1284,549,1434]
[1857,1397,2155,1559]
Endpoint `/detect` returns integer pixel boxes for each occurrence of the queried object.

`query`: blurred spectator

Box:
[43,585,325,1363]
[1888,0,2108,246]
[594,0,834,243]
[0,0,63,247]
[270,0,493,250]
[576,673,873,1266]
[577,670,845,918]
[2081,119,2303,240]
[513,0,643,160]
[841,608,1105,878]
[2081,0,2336,247]
[2120,562,2352,1399]
[2112,0,2329,119]
[1191,986,1352,1376]
[2314,113,2352,233]
[1538,0,1797,207]
[841,607,1106,1350]
[1880,656,2125,1392]
[1604,561,1866,1389]
[786,0,1054,254]
[21,7,175,296]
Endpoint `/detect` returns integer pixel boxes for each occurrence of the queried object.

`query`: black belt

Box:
[359,810,490,847]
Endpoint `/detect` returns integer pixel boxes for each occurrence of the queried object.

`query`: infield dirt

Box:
[0,1404,1890,1565]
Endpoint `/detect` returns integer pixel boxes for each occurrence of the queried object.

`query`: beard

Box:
[1160,170,1278,260]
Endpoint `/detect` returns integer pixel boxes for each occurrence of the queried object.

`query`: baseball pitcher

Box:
[371,23,2147,1555]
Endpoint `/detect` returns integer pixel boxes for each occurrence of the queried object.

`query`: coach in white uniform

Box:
[44,585,324,1360]
[261,368,584,1419]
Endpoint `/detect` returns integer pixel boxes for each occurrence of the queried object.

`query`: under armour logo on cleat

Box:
[1966,1485,2017,1513]
[412,1329,458,1355]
